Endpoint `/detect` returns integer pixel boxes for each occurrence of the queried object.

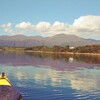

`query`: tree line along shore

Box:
[0,45,100,55]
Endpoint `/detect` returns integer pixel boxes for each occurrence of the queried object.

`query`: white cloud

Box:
[1,23,13,33]
[51,21,68,31]
[1,15,100,39]
[36,22,51,32]
[73,15,100,29]
[15,21,35,29]
[71,15,100,39]
[1,23,25,35]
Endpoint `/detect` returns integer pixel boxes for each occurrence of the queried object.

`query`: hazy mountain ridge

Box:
[0,34,99,47]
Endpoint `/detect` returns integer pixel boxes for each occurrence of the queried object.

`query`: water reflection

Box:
[1,66,100,91]
[0,65,100,99]
[0,52,100,100]
[0,52,99,70]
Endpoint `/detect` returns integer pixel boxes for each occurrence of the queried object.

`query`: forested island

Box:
[0,45,100,55]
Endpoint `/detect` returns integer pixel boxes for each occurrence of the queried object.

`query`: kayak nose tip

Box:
[1,72,5,78]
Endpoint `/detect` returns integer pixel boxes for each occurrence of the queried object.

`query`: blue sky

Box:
[0,0,100,39]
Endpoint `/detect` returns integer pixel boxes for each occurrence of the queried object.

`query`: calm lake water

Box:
[0,52,100,100]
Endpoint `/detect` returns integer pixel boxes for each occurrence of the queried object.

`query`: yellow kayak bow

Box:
[0,73,12,86]
[0,73,23,100]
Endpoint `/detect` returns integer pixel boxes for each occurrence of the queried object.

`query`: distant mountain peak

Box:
[12,34,26,37]
[53,34,79,38]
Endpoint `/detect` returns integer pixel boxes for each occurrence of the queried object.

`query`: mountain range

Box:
[0,34,99,47]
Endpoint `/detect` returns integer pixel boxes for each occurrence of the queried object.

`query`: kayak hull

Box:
[0,73,22,100]
[0,86,22,100]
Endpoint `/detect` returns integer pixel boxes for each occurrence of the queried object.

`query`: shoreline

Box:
[1,48,100,56]
[24,50,100,56]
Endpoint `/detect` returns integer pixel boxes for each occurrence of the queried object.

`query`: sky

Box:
[0,0,100,40]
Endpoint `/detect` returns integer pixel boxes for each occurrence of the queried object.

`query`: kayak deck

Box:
[0,78,11,86]
[0,73,22,100]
